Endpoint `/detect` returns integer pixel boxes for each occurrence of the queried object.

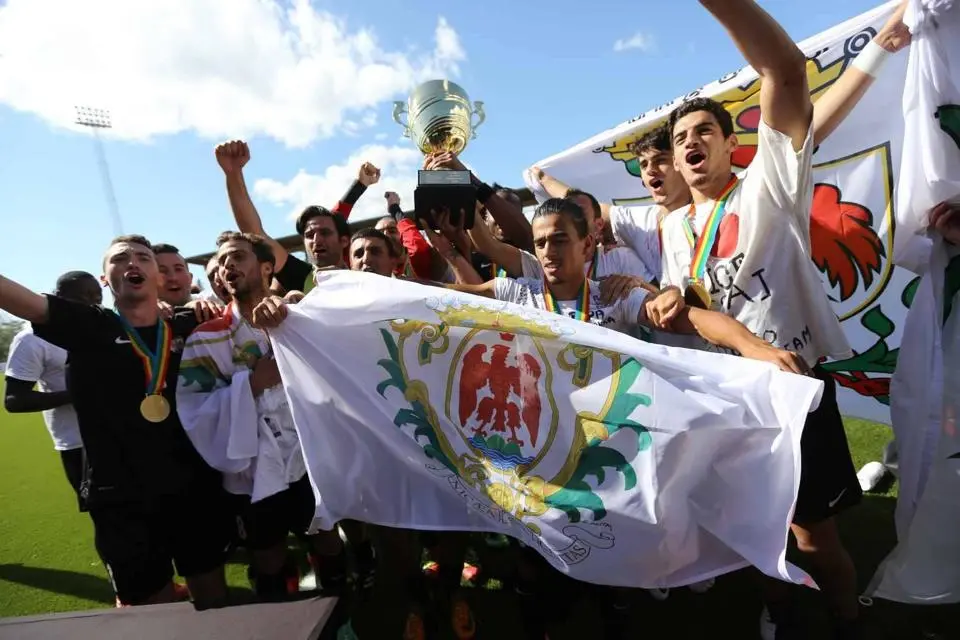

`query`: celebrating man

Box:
[658,1,867,636]
[177,232,347,600]
[153,244,194,306]
[0,236,230,609]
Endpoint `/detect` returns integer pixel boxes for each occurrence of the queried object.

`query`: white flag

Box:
[894,0,960,269]
[868,0,960,604]
[524,1,916,425]
[869,238,960,603]
[270,271,824,589]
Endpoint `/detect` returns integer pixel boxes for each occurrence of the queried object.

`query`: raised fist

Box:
[215,140,250,175]
[358,162,381,186]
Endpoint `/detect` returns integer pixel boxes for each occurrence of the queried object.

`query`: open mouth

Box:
[684,150,706,167]
[648,178,664,190]
[125,273,145,286]
[224,271,241,284]
[361,266,376,273]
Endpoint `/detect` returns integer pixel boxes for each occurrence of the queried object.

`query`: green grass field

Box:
[1,381,956,638]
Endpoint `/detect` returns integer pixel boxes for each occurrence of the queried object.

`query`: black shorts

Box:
[235,474,316,551]
[792,366,863,524]
[59,448,85,498]
[90,486,233,604]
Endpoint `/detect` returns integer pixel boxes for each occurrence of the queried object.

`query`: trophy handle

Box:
[392,102,411,138]
[471,101,486,138]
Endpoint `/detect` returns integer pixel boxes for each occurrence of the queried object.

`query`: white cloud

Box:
[613,32,654,53]
[0,0,465,147]
[254,144,424,222]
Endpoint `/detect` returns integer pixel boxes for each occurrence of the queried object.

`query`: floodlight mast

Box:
[74,106,123,236]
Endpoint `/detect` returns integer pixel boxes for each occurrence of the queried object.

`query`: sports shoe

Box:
[857,461,888,492]
[172,581,191,601]
[451,598,476,640]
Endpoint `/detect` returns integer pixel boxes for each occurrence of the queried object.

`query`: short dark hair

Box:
[532,198,589,239]
[295,205,350,239]
[564,189,601,221]
[108,234,153,250]
[55,271,97,296]
[350,228,399,258]
[493,184,522,209]
[151,243,181,256]
[630,124,672,156]
[668,97,735,139]
[216,231,276,267]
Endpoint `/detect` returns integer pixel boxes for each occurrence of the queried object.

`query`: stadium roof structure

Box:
[185,186,537,266]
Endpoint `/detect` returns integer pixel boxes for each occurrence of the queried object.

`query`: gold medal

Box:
[683,278,712,309]
[140,394,171,423]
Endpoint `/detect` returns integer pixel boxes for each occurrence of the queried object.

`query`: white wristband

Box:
[851,40,891,78]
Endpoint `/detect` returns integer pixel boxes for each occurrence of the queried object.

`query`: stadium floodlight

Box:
[75,106,123,236]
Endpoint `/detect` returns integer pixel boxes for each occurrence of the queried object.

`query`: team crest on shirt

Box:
[373,295,653,567]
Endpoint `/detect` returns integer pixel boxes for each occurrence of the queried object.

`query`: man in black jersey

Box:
[0,235,231,609]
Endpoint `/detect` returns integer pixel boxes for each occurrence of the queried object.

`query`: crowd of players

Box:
[4,1,958,638]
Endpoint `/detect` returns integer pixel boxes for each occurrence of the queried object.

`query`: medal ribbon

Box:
[682,175,739,284]
[587,250,599,280]
[490,263,507,278]
[542,279,591,322]
[115,314,172,396]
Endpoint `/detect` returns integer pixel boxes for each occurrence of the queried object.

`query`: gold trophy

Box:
[393,79,485,228]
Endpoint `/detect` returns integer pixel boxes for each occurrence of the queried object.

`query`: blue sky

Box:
[0,0,885,299]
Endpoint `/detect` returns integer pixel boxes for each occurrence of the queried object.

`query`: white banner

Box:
[869,0,960,604]
[524,1,919,424]
[271,271,823,588]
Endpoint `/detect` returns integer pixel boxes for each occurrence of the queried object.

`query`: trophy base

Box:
[414,170,476,230]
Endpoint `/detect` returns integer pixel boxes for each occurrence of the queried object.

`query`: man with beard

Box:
[152,244,194,306]
[214,140,380,293]
[177,231,347,600]
[0,236,230,609]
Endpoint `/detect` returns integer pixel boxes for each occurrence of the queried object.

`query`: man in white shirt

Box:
[177,232,347,601]
[4,271,101,495]
[660,1,866,636]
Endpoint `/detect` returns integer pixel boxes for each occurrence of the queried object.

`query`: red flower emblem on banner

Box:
[810,183,884,302]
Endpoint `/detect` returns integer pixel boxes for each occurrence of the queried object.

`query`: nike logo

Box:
[115,337,130,344]
[828,488,847,508]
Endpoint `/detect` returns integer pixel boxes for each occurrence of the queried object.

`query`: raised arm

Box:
[812,1,910,145]
[530,166,612,224]
[0,275,49,324]
[700,0,811,150]
[215,140,291,273]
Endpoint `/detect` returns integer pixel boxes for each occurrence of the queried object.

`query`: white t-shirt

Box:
[494,276,648,335]
[5,328,82,451]
[519,245,654,283]
[659,120,851,367]
[608,204,662,282]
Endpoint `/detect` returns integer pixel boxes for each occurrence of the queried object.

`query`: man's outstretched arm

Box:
[700,0,811,150]
[0,275,49,324]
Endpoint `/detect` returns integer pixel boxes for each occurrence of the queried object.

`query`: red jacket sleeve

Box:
[398,218,434,279]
